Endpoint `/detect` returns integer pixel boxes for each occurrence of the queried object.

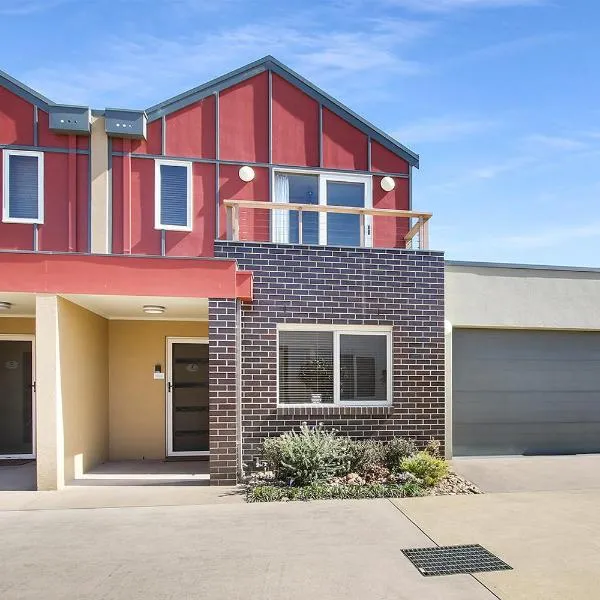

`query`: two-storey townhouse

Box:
[3,56,600,491]
[0,57,442,488]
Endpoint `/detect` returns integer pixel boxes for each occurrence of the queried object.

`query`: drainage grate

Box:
[401,544,512,577]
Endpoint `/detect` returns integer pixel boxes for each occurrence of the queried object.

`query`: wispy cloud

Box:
[394,116,496,144]
[22,16,431,107]
[381,0,545,12]
[0,0,75,15]
[524,134,589,152]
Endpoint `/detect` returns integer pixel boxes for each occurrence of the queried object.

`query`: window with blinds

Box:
[279,331,334,404]
[2,150,44,224]
[155,160,192,230]
[278,328,391,405]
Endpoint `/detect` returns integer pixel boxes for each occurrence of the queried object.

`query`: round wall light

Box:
[0,302,12,311]
[380,176,396,192]
[239,165,256,182]
[143,305,166,315]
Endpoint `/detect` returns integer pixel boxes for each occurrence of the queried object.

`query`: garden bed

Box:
[244,425,482,502]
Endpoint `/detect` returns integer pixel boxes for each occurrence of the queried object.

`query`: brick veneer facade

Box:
[209,241,445,484]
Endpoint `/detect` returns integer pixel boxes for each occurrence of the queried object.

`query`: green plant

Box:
[247,482,425,503]
[384,437,417,471]
[399,451,449,487]
[261,424,350,486]
[346,440,385,475]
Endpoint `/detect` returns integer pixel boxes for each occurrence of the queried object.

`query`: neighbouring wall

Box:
[446,263,600,330]
[108,320,208,460]
[58,298,109,483]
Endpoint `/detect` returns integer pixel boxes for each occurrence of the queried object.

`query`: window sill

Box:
[277,404,393,417]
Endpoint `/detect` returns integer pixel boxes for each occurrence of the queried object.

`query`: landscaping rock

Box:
[428,471,482,495]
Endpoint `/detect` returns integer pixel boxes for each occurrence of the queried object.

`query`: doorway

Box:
[166,338,209,457]
[0,335,35,459]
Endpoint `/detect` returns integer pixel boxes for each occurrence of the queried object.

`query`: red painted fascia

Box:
[0,252,253,300]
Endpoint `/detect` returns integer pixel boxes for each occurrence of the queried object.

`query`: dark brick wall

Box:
[210,241,445,482]
[208,298,239,484]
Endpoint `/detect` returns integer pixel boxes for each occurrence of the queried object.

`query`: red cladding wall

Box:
[372,176,410,248]
[166,163,216,257]
[371,141,409,174]
[271,74,319,167]
[111,119,162,155]
[218,164,269,242]
[322,108,368,171]
[0,83,89,252]
[166,96,216,158]
[107,70,412,257]
[219,73,269,163]
[0,87,34,145]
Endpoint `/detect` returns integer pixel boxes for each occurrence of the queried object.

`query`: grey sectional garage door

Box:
[453,329,600,456]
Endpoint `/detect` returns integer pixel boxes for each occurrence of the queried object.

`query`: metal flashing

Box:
[49,105,91,135]
[143,56,419,168]
[446,259,600,274]
[104,108,147,139]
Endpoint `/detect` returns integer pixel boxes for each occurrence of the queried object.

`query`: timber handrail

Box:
[223,199,432,249]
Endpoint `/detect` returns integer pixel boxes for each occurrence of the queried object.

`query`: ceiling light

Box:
[0,302,12,311]
[380,176,396,192]
[143,305,166,315]
[239,165,256,182]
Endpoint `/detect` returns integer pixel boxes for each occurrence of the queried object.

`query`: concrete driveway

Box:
[391,454,600,600]
[0,499,495,600]
[452,454,600,493]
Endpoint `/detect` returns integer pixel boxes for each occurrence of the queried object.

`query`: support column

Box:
[208,298,239,485]
[90,116,111,254]
[35,295,65,491]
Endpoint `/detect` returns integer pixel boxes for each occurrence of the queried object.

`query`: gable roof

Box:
[0,68,54,111]
[145,56,419,168]
[0,56,419,168]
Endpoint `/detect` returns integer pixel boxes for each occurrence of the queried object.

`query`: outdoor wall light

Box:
[239,165,256,182]
[0,302,12,311]
[143,305,166,315]
[380,176,396,192]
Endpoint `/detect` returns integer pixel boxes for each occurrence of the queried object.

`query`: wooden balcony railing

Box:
[223,200,432,250]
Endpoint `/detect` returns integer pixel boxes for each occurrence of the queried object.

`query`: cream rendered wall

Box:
[108,320,208,460]
[58,298,109,483]
[446,263,600,330]
[0,318,35,334]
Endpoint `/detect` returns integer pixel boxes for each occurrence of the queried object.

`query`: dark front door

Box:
[167,340,209,455]
[0,339,34,457]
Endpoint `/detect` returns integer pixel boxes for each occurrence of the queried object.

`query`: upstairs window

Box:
[272,170,372,247]
[2,150,44,224]
[155,160,192,231]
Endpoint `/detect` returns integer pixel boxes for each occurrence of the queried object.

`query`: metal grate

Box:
[401,544,512,577]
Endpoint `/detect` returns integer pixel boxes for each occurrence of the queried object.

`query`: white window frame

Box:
[154,159,193,231]
[276,324,392,407]
[2,149,44,224]
[271,168,373,247]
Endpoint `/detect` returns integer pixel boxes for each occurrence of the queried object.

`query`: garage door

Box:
[453,329,600,456]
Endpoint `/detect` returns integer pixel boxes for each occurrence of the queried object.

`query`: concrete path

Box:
[395,489,600,600]
[452,454,600,493]
[0,499,495,600]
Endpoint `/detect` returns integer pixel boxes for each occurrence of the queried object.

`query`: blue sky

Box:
[1,0,598,266]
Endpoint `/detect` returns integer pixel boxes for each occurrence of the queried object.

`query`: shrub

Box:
[261,424,350,486]
[399,451,448,487]
[384,437,417,472]
[346,440,385,475]
[247,482,425,503]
